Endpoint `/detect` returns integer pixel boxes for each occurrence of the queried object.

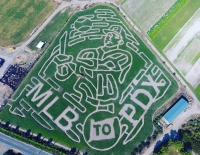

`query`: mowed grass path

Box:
[0,0,57,46]
[152,0,200,52]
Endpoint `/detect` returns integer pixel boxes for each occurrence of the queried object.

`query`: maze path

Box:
[7,8,171,151]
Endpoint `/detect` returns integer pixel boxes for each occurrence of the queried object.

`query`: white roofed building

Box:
[36,41,45,49]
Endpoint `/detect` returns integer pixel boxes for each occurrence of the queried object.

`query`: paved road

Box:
[0,132,51,155]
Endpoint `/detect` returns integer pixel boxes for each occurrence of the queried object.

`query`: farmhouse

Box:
[163,98,189,125]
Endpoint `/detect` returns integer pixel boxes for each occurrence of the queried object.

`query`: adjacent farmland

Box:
[29,7,74,51]
[147,0,187,39]
[0,0,57,46]
[160,3,200,98]
[152,0,200,51]
[163,8,200,76]
[0,4,178,155]
[120,0,176,33]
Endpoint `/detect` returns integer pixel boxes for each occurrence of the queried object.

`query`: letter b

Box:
[54,106,79,131]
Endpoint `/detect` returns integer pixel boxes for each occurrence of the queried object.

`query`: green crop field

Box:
[147,0,187,39]
[0,0,57,46]
[0,5,178,155]
[151,0,200,52]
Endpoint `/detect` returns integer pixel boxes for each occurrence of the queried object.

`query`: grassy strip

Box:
[195,85,200,100]
[147,0,187,39]
[120,0,127,6]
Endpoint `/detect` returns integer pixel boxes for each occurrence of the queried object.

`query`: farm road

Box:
[9,0,200,154]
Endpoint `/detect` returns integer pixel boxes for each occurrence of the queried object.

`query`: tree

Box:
[153,140,191,155]
[160,146,168,155]
[169,140,183,150]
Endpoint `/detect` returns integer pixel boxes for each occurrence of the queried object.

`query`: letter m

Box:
[26,83,53,107]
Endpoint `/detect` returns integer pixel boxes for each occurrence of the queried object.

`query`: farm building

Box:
[36,41,46,49]
[163,98,189,125]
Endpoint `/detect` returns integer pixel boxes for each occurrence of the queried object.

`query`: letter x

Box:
[141,75,165,94]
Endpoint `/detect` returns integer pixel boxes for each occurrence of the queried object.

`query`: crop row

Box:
[147,0,187,39]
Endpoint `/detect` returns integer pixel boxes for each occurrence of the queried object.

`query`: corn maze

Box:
[0,5,178,155]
